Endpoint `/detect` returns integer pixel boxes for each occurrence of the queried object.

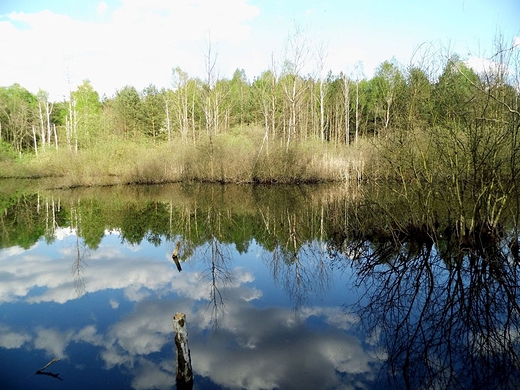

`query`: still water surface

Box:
[0,184,384,389]
[1,183,519,389]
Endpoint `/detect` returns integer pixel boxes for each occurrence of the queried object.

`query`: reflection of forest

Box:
[0,183,348,311]
[0,183,348,253]
[328,185,520,389]
[1,182,520,389]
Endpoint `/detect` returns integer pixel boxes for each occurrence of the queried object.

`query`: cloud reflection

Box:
[0,324,31,349]
[0,235,383,389]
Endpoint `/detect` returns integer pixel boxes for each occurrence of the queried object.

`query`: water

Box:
[1,183,519,389]
[0,184,386,390]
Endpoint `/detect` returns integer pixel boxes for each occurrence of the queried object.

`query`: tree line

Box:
[0,40,518,159]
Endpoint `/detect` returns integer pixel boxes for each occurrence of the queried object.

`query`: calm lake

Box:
[1,183,519,389]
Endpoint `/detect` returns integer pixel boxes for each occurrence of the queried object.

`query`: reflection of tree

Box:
[70,202,89,298]
[42,195,60,244]
[0,193,48,249]
[263,208,331,309]
[186,207,234,330]
[336,215,520,389]
[201,234,232,329]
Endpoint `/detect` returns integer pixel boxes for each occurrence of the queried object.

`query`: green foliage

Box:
[71,80,103,148]
[111,85,143,136]
[141,84,166,141]
[0,38,518,189]
[0,84,38,153]
[0,139,19,161]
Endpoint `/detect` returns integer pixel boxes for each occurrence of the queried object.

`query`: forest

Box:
[0,37,519,186]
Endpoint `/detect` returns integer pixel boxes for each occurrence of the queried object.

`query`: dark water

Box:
[0,183,519,389]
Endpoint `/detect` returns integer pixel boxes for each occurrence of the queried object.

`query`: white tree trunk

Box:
[53,124,58,149]
[343,75,350,145]
[38,101,46,152]
[165,98,171,142]
[32,125,38,155]
[46,102,53,148]
[319,79,325,142]
[355,82,359,144]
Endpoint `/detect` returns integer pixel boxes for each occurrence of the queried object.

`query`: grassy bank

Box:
[0,127,372,188]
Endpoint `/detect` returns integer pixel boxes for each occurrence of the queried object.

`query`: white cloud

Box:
[0,234,261,308]
[0,245,28,261]
[0,235,382,388]
[54,226,75,240]
[131,358,175,390]
[0,1,261,100]
[97,1,108,15]
[34,327,74,358]
[109,299,120,309]
[0,323,32,349]
[74,325,104,346]
[465,56,509,78]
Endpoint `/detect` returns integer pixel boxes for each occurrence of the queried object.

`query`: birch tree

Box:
[373,60,405,132]
[342,73,350,144]
[314,40,328,142]
[202,35,220,138]
[353,62,365,143]
[172,67,190,143]
[252,69,278,156]
[37,90,54,151]
[280,23,310,150]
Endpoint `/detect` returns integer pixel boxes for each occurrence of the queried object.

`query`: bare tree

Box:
[280,22,310,150]
[37,90,54,152]
[342,73,350,144]
[353,61,364,144]
[203,33,220,138]
[172,67,190,144]
[314,39,328,142]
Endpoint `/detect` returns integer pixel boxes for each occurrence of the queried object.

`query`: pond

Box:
[1,183,519,389]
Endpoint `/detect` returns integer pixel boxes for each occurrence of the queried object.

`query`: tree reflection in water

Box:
[199,233,233,330]
[3,183,520,388]
[333,211,520,389]
[70,199,90,298]
[262,208,331,310]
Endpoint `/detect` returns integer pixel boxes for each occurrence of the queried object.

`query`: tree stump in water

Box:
[173,312,193,389]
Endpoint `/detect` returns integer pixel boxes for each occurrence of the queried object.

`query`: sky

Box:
[0,0,519,101]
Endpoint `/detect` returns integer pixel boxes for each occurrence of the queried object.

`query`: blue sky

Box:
[0,0,518,100]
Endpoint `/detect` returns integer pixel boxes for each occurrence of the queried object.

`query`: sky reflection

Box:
[0,229,383,390]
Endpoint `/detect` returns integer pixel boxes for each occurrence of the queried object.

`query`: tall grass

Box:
[0,127,371,188]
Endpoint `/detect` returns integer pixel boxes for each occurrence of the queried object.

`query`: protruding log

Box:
[173,312,193,389]
[172,241,182,272]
